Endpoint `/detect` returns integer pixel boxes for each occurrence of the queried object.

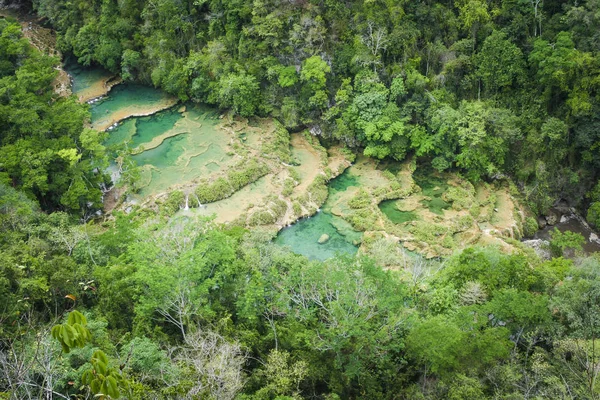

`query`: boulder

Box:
[545,211,559,226]
[522,239,552,260]
[537,216,547,229]
[318,234,330,244]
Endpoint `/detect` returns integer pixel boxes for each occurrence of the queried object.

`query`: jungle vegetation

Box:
[2,1,600,398]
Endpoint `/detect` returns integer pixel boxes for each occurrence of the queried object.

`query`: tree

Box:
[549,228,585,257]
[218,72,261,117]
[300,55,331,115]
[476,30,525,95]
[453,101,520,181]
[177,328,246,400]
[456,0,490,48]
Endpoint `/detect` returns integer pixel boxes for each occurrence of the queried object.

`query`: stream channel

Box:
[72,64,599,261]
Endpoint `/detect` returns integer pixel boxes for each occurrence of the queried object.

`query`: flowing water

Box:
[275,171,361,261]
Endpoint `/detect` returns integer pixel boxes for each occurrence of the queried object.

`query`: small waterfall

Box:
[184,194,189,210]
[193,193,205,208]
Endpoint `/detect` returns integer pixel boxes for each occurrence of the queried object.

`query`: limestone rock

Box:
[318,234,330,244]
[545,211,559,226]
[522,239,552,260]
[537,216,547,229]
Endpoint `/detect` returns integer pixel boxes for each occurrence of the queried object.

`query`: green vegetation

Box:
[5,178,600,398]
[4,4,600,400]
[549,228,585,257]
[195,159,270,204]
[0,19,108,216]
[31,0,600,213]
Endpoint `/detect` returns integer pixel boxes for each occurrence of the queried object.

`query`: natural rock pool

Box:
[275,171,361,261]
[66,62,118,102]
[70,64,599,261]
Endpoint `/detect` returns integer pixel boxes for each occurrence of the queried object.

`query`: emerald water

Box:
[130,108,181,149]
[275,171,361,261]
[70,62,230,198]
[122,104,230,197]
[69,64,364,259]
[65,63,113,99]
[90,83,176,131]
[379,200,418,223]
[414,170,450,215]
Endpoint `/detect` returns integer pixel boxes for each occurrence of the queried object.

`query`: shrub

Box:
[444,186,473,210]
[292,201,302,216]
[195,177,234,203]
[195,161,269,204]
[161,191,184,216]
[348,208,378,231]
[587,202,600,229]
[523,216,539,237]
[469,205,481,219]
[341,147,357,163]
[268,197,288,218]
[227,159,270,191]
[383,170,396,180]
[307,175,328,205]
[549,228,585,257]
[249,210,276,225]
[262,122,292,163]
[348,189,371,209]
[283,178,295,196]
[288,168,301,182]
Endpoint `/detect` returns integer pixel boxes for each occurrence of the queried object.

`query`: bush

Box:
[587,202,600,229]
[292,201,302,216]
[288,168,301,182]
[228,159,270,191]
[549,228,585,257]
[382,170,396,180]
[523,216,539,237]
[348,189,371,209]
[283,179,295,196]
[444,186,473,210]
[307,175,328,205]
[341,147,357,163]
[195,160,269,204]
[454,214,474,232]
[195,177,234,203]
[249,210,276,225]
[268,197,288,219]
[410,221,449,243]
[262,122,292,163]
[161,191,184,216]
[469,205,481,219]
[348,208,378,231]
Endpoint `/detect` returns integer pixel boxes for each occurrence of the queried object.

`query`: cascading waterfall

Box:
[193,193,204,208]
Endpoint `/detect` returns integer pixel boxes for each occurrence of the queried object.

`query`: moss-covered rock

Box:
[160,190,185,216]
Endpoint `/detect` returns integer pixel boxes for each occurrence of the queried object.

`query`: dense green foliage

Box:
[33,0,600,212]
[4,181,600,399]
[194,159,270,204]
[4,4,600,400]
[0,19,108,215]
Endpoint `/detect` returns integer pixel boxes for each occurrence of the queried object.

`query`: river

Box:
[70,64,599,262]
